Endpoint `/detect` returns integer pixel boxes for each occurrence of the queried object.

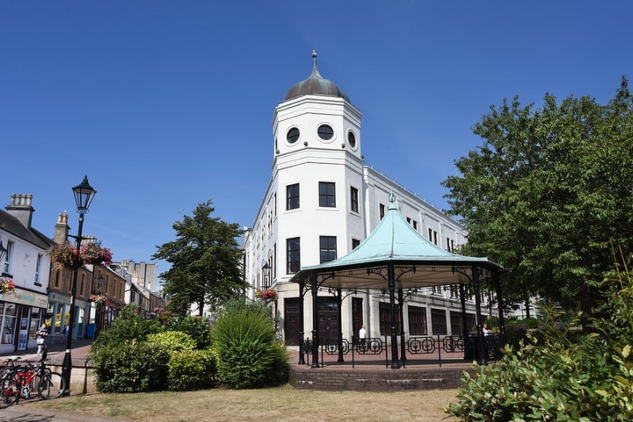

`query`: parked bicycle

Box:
[0,346,65,408]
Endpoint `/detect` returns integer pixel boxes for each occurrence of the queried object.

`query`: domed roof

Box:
[285,51,351,103]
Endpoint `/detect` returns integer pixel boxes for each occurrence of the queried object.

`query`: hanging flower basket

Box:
[80,242,113,266]
[49,241,113,269]
[49,241,79,269]
[256,288,277,300]
[90,294,107,306]
[0,279,15,294]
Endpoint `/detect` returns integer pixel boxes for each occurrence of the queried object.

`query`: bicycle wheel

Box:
[38,372,65,400]
[0,377,20,408]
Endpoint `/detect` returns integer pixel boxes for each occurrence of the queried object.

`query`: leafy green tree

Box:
[442,78,633,319]
[170,315,213,350]
[153,201,248,317]
[445,250,633,421]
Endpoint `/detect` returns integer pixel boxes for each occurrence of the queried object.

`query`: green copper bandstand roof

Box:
[290,193,505,290]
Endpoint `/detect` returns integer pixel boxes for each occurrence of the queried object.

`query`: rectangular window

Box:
[450,311,465,336]
[379,204,385,219]
[2,242,12,274]
[34,254,42,285]
[434,231,438,245]
[274,193,277,216]
[352,238,361,249]
[54,270,61,289]
[319,236,337,263]
[350,186,359,212]
[273,243,277,279]
[287,237,300,274]
[431,308,448,335]
[413,220,418,230]
[428,228,432,240]
[406,217,411,224]
[80,273,86,296]
[408,306,428,335]
[319,182,336,207]
[286,183,300,210]
[379,302,401,336]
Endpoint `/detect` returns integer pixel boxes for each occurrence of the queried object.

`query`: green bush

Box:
[170,316,212,349]
[446,250,633,421]
[168,349,217,391]
[484,316,499,329]
[91,339,170,393]
[91,305,163,352]
[89,305,167,393]
[212,299,289,389]
[147,331,196,352]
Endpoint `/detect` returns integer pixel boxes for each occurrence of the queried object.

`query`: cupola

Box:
[285,50,351,103]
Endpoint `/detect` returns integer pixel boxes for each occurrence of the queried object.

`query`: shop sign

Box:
[1,287,48,308]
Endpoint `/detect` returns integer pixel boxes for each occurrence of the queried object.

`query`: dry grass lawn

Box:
[21,385,459,421]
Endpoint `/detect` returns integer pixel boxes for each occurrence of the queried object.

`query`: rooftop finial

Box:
[310,50,321,78]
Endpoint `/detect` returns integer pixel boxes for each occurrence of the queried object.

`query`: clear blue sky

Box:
[2,1,631,282]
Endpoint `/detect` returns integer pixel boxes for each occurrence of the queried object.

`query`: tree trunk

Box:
[580,282,595,334]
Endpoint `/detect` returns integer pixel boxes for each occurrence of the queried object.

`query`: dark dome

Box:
[285,51,351,103]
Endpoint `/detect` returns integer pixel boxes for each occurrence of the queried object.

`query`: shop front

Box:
[0,287,49,354]
[47,291,91,343]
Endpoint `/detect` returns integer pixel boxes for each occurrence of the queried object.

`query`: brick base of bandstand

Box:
[287,350,475,392]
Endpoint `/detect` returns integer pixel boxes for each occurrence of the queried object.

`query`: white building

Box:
[242,52,493,346]
[0,194,52,353]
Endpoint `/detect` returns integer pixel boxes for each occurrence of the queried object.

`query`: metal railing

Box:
[298,333,503,368]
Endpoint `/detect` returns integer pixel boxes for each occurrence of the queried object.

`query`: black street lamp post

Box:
[262,262,271,290]
[61,175,96,396]
[262,263,278,331]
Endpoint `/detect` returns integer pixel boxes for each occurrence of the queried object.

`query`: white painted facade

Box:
[0,194,52,354]
[242,56,494,345]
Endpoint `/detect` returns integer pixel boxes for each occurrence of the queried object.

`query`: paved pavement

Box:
[0,337,93,363]
[0,339,130,422]
[0,406,129,422]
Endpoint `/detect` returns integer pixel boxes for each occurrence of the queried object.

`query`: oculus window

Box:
[287,127,300,144]
[317,124,334,140]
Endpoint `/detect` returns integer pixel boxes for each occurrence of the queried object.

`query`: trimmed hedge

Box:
[168,349,217,391]
[91,339,170,393]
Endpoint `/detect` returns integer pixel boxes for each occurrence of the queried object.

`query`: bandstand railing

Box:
[299,333,504,368]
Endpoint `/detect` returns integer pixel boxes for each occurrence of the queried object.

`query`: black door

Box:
[317,297,338,343]
[284,298,301,346]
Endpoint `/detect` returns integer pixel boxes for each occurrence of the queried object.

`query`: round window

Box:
[348,131,356,148]
[317,124,334,140]
[287,127,300,144]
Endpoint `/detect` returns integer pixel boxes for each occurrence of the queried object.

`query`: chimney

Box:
[53,212,70,244]
[6,194,35,228]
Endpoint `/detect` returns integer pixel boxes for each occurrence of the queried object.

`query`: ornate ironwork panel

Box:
[407,336,436,354]
[324,338,350,355]
[357,337,383,354]
[442,335,465,353]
